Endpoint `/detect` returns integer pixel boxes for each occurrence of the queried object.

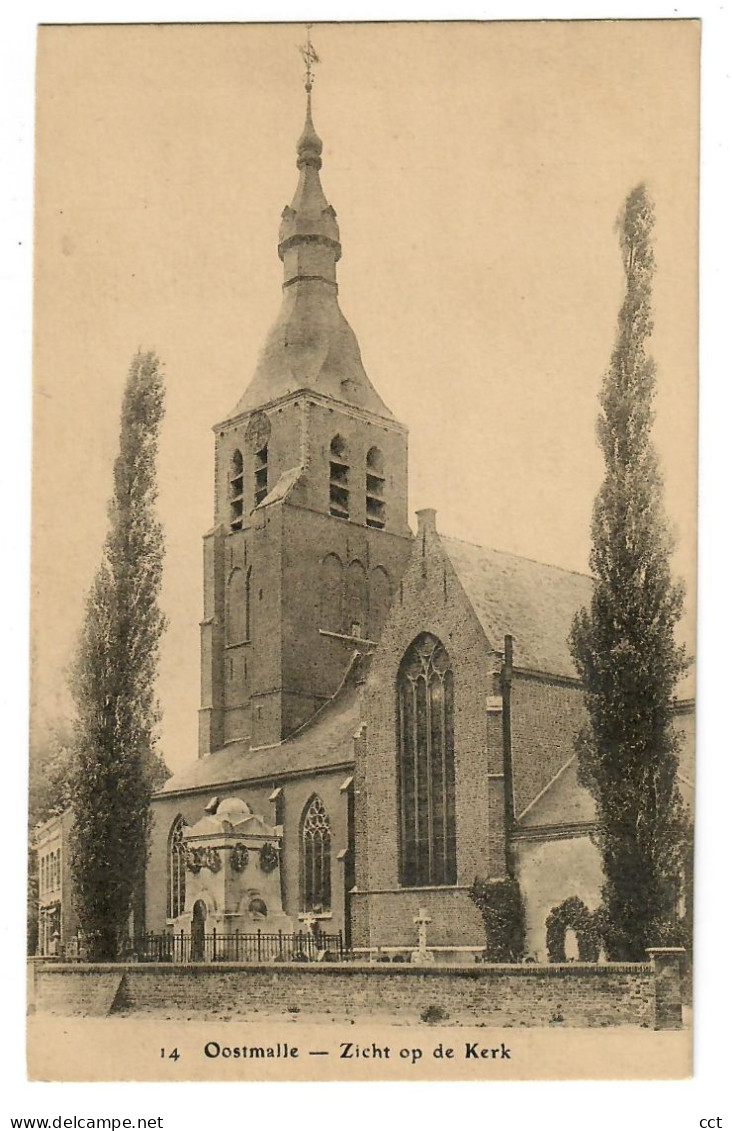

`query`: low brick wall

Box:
[32,960,666,1028]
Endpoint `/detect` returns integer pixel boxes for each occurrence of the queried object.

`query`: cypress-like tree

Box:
[570,185,691,961]
[69,351,168,960]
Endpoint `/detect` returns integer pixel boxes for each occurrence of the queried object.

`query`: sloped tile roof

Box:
[228,284,396,423]
[518,758,598,827]
[257,465,303,509]
[442,536,593,679]
[443,535,696,693]
[157,657,367,796]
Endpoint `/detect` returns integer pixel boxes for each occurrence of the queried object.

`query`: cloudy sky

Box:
[31,21,698,773]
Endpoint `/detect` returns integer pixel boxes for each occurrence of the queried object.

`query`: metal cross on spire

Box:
[299,24,320,93]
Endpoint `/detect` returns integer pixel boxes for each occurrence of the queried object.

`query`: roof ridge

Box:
[440,532,593,582]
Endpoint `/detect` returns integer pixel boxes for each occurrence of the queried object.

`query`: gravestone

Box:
[411,907,435,965]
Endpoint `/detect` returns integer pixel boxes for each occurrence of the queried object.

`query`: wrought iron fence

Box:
[124,928,347,964]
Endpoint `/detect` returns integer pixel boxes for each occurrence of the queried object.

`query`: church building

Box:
[145,87,694,962]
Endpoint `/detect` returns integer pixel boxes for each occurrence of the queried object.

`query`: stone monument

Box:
[174,797,293,947]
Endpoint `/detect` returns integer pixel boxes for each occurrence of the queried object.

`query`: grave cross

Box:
[412,907,434,963]
[301,912,319,936]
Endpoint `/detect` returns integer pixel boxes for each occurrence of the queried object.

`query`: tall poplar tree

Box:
[69,351,168,960]
[570,185,691,961]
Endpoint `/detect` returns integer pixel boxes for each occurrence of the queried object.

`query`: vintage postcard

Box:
[27,20,698,1082]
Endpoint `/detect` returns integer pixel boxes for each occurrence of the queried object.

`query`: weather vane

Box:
[299,24,320,94]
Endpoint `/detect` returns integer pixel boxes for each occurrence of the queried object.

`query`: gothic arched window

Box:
[366,446,386,529]
[301,796,332,913]
[345,559,368,638]
[396,633,456,887]
[245,565,252,640]
[369,565,391,639]
[320,553,344,634]
[329,436,349,520]
[168,816,187,920]
[226,567,247,645]
[229,450,244,531]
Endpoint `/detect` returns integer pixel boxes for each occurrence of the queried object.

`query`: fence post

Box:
[179,930,184,964]
[235,929,240,962]
[257,928,262,962]
[212,927,217,962]
[278,929,283,960]
[339,929,344,960]
[647,947,685,1030]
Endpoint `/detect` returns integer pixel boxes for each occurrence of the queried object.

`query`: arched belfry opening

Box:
[329,435,349,520]
[229,450,244,531]
[366,446,386,529]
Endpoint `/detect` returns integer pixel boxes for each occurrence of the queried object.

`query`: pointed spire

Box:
[297,90,323,170]
[278,49,340,276]
[297,26,322,167]
[224,31,397,423]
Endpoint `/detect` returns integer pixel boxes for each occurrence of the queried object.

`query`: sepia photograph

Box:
[26,19,699,1083]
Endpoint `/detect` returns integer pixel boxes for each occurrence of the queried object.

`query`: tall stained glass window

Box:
[396,633,456,887]
[168,816,187,919]
[302,796,332,912]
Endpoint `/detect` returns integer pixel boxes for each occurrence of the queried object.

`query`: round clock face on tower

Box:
[245,411,271,451]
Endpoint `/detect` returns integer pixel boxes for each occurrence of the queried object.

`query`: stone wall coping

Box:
[646,947,686,956]
[41,961,653,978]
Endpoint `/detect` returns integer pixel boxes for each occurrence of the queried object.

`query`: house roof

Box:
[442,536,593,679]
[442,534,696,694]
[518,758,598,827]
[156,654,367,796]
[518,744,694,831]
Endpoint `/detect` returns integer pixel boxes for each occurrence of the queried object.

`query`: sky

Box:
[31,21,699,774]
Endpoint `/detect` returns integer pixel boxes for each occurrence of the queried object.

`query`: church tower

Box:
[198,82,413,756]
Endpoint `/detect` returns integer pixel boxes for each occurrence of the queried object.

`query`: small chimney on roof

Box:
[416,508,437,534]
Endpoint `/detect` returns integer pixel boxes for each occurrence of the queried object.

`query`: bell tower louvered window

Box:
[329,436,349,520]
[396,633,456,887]
[229,450,244,531]
[366,446,386,529]
[254,444,268,506]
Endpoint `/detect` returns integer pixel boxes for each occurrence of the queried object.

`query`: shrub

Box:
[421,1004,449,1024]
[469,876,526,962]
[545,897,601,962]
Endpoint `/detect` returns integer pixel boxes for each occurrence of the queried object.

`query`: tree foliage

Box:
[469,876,526,962]
[27,719,74,953]
[545,896,602,963]
[28,718,74,831]
[569,185,691,960]
[69,351,169,960]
